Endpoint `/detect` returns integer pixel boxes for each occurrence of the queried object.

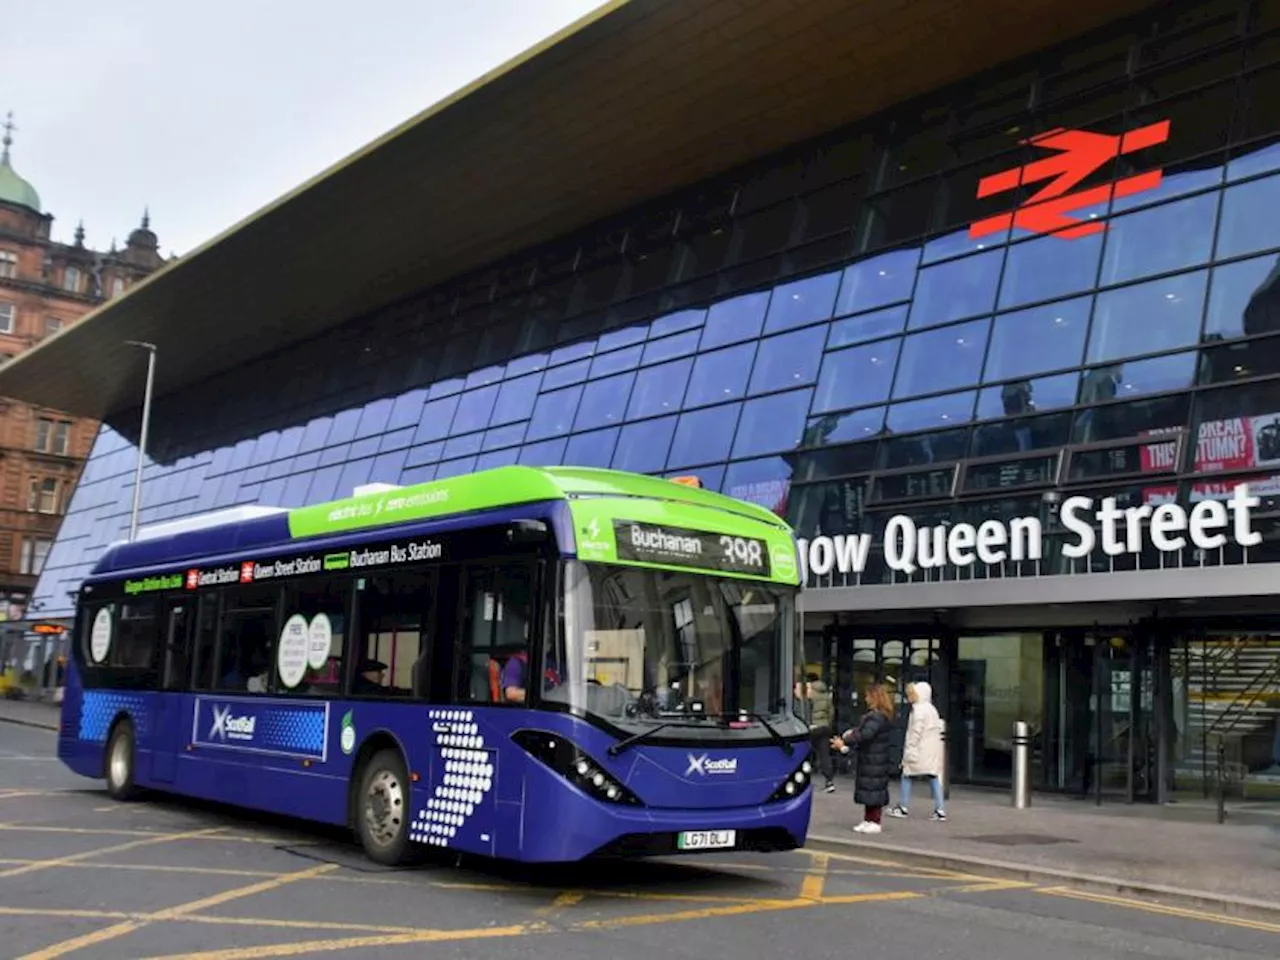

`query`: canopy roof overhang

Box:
[0,0,1156,420]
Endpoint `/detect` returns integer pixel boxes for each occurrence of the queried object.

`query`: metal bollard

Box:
[938,719,949,800]
[1216,739,1226,825]
[1012,720,1031,809]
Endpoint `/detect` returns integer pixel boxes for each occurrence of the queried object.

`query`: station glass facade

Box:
[33,0,1280,803]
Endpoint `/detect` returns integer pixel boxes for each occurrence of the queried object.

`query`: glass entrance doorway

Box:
[1042,628,1165,802]
[822,626,945,751]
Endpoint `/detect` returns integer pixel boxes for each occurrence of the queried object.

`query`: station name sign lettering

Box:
[799,484,1261,580]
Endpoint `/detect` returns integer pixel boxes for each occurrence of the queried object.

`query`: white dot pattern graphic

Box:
[410,709,495,848]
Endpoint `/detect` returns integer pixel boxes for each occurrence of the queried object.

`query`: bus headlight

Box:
[766,750,815,803]
[512,730,643,806]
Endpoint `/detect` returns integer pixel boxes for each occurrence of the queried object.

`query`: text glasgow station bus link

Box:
[799,482,1262,578]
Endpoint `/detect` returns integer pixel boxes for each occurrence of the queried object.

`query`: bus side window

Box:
[458,562,534,705]
[191,594,220,690]
[278,576,349,697]
[350,571,434,699]
[214,585,279,694]
[161,600,192,692]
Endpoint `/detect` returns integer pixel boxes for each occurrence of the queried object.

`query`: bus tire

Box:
[105,719,140,802]
[355,748,413,866]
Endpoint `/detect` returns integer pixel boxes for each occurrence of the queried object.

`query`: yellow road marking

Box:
[572,890,922,929]
[537,890,587,915]
[802,847,974,880]
[139,923,541,959]
[945,879,1036,893]
[1035,886,1280,934]
[0,823,288,843]
[799,852,828,900]
[0,826,225,880]
[17,862,339,960]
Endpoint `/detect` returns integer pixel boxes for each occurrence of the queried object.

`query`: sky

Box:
[1,0,606,256]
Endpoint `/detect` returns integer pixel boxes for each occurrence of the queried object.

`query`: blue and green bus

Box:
[58,466,815,864]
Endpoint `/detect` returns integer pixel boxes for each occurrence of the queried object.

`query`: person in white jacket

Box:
[887,681,946,822]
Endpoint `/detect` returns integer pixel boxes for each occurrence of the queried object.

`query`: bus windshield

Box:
[548,560,805,739]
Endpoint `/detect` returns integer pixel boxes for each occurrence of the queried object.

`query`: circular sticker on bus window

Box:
[307,614,333,671]
[277,614,310,688]
[89,608,112,663]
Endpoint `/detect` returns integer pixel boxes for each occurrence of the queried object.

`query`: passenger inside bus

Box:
[351,658,388,695]
[499,650,560,703]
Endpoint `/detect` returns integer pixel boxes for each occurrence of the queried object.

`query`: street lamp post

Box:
[126,341,157,542]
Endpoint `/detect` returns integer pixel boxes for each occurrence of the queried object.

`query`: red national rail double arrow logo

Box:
[969,120,1171,240]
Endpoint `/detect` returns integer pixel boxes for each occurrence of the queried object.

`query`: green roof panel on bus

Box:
[285,466,798,585]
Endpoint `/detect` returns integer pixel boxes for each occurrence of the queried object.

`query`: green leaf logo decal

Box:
[339,710,356,754]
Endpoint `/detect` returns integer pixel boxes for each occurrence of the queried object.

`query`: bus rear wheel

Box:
[355,748,413,866]
[105,720,140,801]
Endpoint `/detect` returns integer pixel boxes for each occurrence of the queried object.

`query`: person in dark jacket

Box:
[830,683,896,834]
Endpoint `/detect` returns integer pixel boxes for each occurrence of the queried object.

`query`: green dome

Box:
[0,157,39,213]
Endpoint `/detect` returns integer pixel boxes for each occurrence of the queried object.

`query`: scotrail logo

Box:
[685,753,738,776]
[209,705,257,742]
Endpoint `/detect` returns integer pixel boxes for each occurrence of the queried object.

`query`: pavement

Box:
[807,777,1280,920]
[1,723,1277,960]
[0,698,59,732]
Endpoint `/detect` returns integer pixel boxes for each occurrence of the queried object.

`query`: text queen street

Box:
[798,484,1262,579]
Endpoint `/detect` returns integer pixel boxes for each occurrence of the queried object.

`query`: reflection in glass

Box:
[699,290,769,349]
[412,396,460,444]
[518,438,568,466]
[732,389,812,459]
[834,248,919,316]
[1216,173,1280,260]
[723,457,793,515]
[589,345,643,378]
[574,372,634,430]
[971,410,1073,458]
[976,374,1079,420]
[961,453,1060,492]
[667,405,740,468]
[564,428,619,468]
[792,440,878,483]
[999,229,1103,309]
[685,342,756,407]
[1072,393,1190,445]
[1203,255,1280,340]
[626,359,692,420]
[801,406,886,448]
[612,417,676,474]
[878,426,970,469]
[526,386,584,441]
[747,326,827,394]
[541,358,592,391]
[1088,271,1207,364]
[907,248,1002,330]
[642,330,701,365]
[891,319,990,398]
[985,297,1090,381]
[764,270,840,333]
[1098,192,1217,286]
[490,374,542,426]
[887,392,977,434]
[827,304,908,349]
[812,339,899,413]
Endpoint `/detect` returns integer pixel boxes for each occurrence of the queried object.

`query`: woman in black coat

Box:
[830,683,896,834]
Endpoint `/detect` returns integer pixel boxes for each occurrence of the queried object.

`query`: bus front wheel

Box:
[105,720,140,801]
[355,748,413,866]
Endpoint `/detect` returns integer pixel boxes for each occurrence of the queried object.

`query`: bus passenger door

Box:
[151,599,192,784]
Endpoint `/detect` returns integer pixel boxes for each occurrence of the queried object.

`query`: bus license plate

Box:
[677,830,735,850]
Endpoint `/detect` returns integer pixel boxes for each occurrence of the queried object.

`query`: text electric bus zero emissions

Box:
[58,466,815,863]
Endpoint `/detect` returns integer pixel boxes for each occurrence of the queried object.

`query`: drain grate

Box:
[963,833,1077,846]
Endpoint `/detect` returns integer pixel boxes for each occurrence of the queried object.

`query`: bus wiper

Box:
[608,721,686,756]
